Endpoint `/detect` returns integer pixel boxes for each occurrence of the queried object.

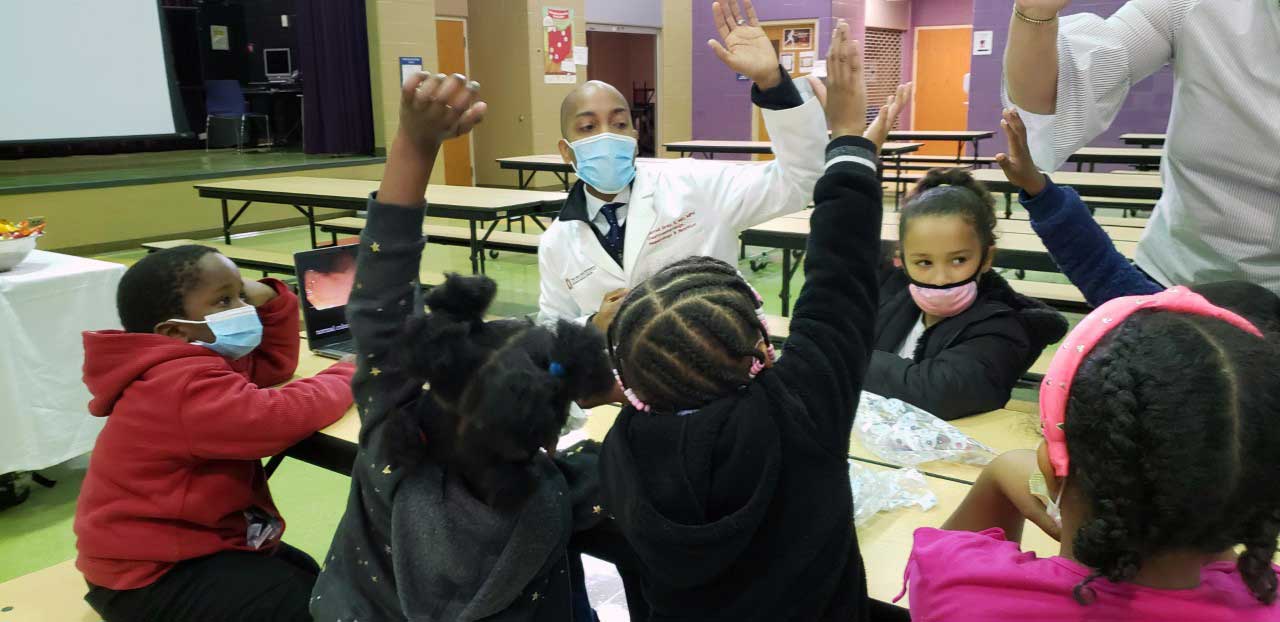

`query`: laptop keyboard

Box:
[316,340,356,358]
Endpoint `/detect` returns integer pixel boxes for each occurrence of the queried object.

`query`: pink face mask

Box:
[908,281,979,317]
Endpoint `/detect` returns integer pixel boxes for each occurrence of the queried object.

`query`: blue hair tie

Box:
[549,362,566,378]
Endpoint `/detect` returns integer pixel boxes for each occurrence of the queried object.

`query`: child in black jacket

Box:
[599,23,910,621]
[864,168,1068,420]
[311,72,617,621]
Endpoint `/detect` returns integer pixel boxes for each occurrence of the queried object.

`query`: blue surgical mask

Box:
[566,133,637,194]
[171,305,263,360]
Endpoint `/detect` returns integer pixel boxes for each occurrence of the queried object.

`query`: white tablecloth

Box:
[0,250,124,473]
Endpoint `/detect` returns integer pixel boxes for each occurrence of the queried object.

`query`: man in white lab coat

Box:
[537,0,830,331]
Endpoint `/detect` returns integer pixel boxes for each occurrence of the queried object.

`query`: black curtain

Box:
[296,0,374,154]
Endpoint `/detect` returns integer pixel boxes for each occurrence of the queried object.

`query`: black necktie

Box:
[600,203,625,265]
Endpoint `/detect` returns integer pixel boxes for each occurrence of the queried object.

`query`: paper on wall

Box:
[210,25,229,51]
[399,56,424,86]
[544,7,577,84]
[574,45,589,66]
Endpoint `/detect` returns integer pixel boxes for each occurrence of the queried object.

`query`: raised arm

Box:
[1003,0,1069,114]
[693,0,828,229]
[348,72,486,454]
[1003,0,1185,170]
[772,24,895,450]
[996,108,1161,305]
[237,277,301,387]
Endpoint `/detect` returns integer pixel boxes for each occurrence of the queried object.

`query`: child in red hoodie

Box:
[74,245,354,621]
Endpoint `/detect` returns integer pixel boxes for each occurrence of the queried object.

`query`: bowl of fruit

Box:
[0,219,45,272]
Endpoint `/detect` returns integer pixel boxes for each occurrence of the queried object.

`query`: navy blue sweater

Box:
[1021,178,1162,305]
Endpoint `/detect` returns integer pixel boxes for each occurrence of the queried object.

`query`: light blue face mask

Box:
[566,132,637,194]
[171,305,263,360]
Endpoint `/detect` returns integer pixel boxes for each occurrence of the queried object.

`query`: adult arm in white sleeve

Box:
[1003,0,1192,171]
[675,74,829,232]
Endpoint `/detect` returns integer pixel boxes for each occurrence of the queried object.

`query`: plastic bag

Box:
[849,461,936,526]
[853,391,997,467]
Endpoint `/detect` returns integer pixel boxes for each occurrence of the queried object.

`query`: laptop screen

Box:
[295,243,359,346]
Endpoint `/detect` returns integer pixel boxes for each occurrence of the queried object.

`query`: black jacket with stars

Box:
[311,197,604,622]
[599,137,882,621]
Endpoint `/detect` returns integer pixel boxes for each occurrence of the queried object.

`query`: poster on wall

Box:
[798,51,815,73]
[400,57,423,86]
[782,27,811,51]
[543,7,576,84]
[210,25,229,51]
[780,53,795,72]
[972,30,994,56]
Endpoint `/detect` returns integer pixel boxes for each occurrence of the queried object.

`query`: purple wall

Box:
[690,0,852,149]
[966,0,1173,161]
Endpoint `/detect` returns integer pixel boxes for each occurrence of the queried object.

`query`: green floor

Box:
[0,148,383,194]
[0,199,1084,584]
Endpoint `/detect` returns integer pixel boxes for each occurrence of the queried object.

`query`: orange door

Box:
[912,27,972,156]
[435,18,473,185]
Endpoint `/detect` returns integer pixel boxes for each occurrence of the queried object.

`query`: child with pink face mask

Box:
[864,168,1068,420]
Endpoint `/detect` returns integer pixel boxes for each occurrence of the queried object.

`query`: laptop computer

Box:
[295,244,359,359]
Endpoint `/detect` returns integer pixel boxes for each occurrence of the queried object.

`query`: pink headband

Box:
[1039,286,1263,477]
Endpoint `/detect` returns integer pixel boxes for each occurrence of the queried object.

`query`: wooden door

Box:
[911,26,972,156]
[753,21,817,161]
[435,18,473,185]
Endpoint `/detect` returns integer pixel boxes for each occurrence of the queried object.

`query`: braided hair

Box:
[900,168,999,251]
[608,256,769,413]
[1064,309,1280,604]
[388,273,615,512]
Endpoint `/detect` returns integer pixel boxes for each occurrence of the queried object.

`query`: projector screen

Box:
[0,1,182,142]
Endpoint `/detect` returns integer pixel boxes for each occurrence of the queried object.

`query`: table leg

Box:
[556,172,570,191]
[223,201,254,245]
[972,139,981,165]
[264,454,285,478]
[1089,163,1097,173]
[307,206,317,249]
[477,219,503,274]
[781,249,791,317]
[780,249,805,317]
[468,220,481,274]
[331,230,339,246]
[220,199,232,244]
[518,170,533,189]
[956,141,964,164]
[1076,162,1084,172]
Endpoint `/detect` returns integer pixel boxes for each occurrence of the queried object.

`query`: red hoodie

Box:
[73,278,355,590]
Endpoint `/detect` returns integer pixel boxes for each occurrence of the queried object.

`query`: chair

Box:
[204,80,271,152]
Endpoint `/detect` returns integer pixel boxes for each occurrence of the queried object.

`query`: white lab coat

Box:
[537,96,829,324]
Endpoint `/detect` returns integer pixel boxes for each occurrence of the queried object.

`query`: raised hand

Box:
[823,20,867,140]
[397,72,487,155]
[864,82,913,152]
[707,0,782,89]
[995,108,1047,196]
[380,72,487,206]
[1015,0,1069,20]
